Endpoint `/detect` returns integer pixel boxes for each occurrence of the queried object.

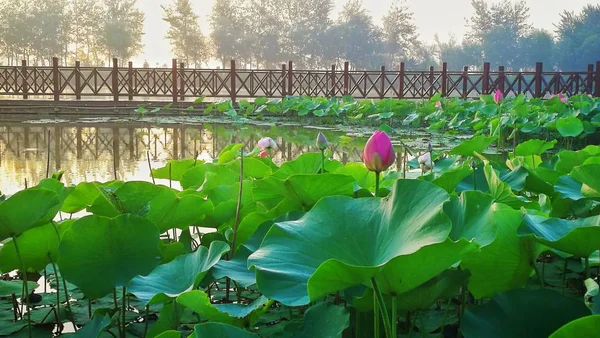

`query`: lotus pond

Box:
[1,93,600,338]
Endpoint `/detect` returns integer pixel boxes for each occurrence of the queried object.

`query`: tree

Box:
[381,0,420,69]
[210,0,247,67]
[333,0,384,69]
[163,0,208,67]
[518,29,554,70]
[70,0,106,66]
[555,5,600,70]
[29,0,71,65]
[99,0,144,64]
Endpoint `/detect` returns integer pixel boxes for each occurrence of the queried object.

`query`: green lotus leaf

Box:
[550,315,600,338]
[88,181,213,232]
[555,175,586,200]
[61,181,123,213]
[128,241,229,304]
[444,191,500,247]
[252,174,355,210]
[0,222,60,273]
[514,139,557,157]
[248,179,452,306]
[0,188,59,241]
[556,116,584,137]
[73,313,111,338]
[571,164,600,198]
[483,165,525,209]
[461,207,541,298]
[275,302,350,338]
[519,213,600,257]
[448,136,495,156]
[0,280,38,297]
[58,214,161,298]
[212,246,256,287]
[462,289,590,338]
[152,159,199,181]
[273,153,344,179]
[192,323,259,338]
[430,164,472,193]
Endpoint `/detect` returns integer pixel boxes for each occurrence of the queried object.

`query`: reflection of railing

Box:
[1,59,598,102]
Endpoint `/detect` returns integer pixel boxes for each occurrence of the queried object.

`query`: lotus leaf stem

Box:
[13,236,32,338]
[374,292,379,338]
[48,254,61,326]
[321,150,325,174]
[11,294,18,321]
[585,256,591,279]
[46,130,51,179]
[439,298,452,338]
[113,288,121,337]
[143,305,149,337]
[562,259,568,295]
[122,287,127,338]
[88,298,92,319]
[418,311,425,337]
[371,277,392,338]
[391,295,397,338]
[147,151,155,184]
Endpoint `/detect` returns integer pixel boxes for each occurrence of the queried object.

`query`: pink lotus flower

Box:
[363,131,395,173]
[257,137,277,150]
[558,93,568,103]
[493,90,503,104]
[435,101,442,109]
[589,94,593,99]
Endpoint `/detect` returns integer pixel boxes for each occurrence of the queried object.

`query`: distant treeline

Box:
[0,0,598,71]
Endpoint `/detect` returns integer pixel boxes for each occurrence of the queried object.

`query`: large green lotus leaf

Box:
[58,214,161,298]
[73,313,111,338]
[200,181,254,229]
[462,289,590,338]
[444,191,500,247]
[354,269,470,312]
[180,165,207,190]
[333,162,376,190]
[225,157,273,179]
[0,222,60,273]
[128,241,229,304]
[571,164,600,198]
[273,153,343,179]
[555,150,594,173]
[498,166,529,192]
[34,178,72,220]
[88,181,213,232]
[0,280,38,296]
[61,181,123,213]
[235,200,303,251]
[372,238,479,295]
[483,165,525,209]
[550,315,600,338]
[460,207,541,299]
[252,174,355,210]
[555,175,586,200]
[147,301,186,338]
[200,164,240,192]
[514,139,557,156]
[457,164,490,193]
[152,159,199,181]
[177,290,269,327]
[431,165,472,193]
[242,212,306,254]
[218,144,243,164]
[192,323,259,338]
[154,331,181,338]
[519,213,600,257]
[448,136,495,156]
[556,116,584,137]
[274,302,350,338]
[212,246,256,287]
[248,179,452,306]
[0,188,59,241]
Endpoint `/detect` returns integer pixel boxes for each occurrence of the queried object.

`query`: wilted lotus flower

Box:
[316,132,328,151]
[435,101,442,109]
[257,137,277,158]
[363,131,395,173]
[418,143,433,172]
[493,90,504,104]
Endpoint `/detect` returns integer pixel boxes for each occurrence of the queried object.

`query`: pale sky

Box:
[135,0,595,67]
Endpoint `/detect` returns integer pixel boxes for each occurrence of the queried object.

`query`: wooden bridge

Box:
[0,58,599,106]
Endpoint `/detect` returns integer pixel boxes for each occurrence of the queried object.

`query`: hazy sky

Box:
[136,0,593,66]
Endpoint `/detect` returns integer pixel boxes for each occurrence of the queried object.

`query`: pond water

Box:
[0,115,425,195]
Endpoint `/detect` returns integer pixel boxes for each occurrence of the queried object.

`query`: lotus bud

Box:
[316,132,328,151]
[435,101,442,109]
[493,90,504,104]
[558,93,568,103]
[363,131,395,173]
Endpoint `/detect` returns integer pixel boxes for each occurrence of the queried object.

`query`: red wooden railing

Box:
[0,58,598,103]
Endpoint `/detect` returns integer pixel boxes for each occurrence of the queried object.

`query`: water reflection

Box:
[0,120,369,194]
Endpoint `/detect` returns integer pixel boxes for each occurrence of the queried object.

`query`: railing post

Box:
[75,61,81,100]
[128,61,134,101]
[441,62,448,97]
[112,58,119,102]
[230,59,236,103]
[281,63,287,97]
[52,57,60,102]
[482,62,490,95]
[21,60,28,99]
[172,59,178,103]
[380,65,385,99]
[534,62,543,98]
[428,65,434,97]
[462,66,469,99]
[398,62,405,99]
[330,64,336,97]
[343,61,349,96]
[595,61,600,97]
[180,62,185,101]
[586,64,593,95]
[288,60,293,96]
[498,66,505,94]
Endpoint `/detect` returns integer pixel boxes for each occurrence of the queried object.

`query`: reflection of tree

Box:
[0,122,365,194]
